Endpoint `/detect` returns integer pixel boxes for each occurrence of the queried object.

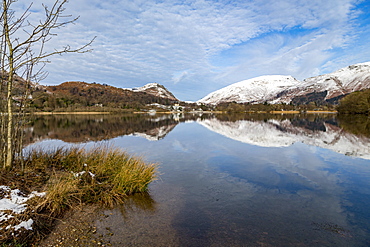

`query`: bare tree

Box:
[0,0,95,168]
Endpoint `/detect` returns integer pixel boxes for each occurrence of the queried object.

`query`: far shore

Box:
[32,111,112,115]
[305,110,338,114]
[270,110,338,114]
[269,110,300,114]
[133,110,224,114]
[29,110,338,115]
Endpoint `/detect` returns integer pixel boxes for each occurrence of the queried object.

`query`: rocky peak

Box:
[132,83,178,101]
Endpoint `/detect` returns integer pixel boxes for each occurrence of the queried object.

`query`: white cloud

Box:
[8,0,368,101]
[216,28,349,82]
[172,70,191,84]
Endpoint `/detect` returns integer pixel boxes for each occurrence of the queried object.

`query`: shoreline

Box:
[32,111,111,115]
[30,110,338,115]
[270,110,338,114]
[305,110,338,114]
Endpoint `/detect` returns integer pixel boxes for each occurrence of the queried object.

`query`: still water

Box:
[26,113,370,246]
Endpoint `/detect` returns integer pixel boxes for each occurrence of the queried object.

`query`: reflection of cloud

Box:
[198,118,370,159]
[172,139,189,153]
[206,140,350,237]
[25,117,365,244]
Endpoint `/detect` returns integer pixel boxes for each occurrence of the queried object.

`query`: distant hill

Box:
[198,62,370,105]
[1,71,34,98]
[30,81,178,110]
[130,82,177,101]
[7,61,370,112]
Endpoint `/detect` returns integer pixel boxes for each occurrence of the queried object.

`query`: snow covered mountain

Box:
[199,75,300,104]
[285,62,370,103]
[132,83,178,101]
[198,62,370,104]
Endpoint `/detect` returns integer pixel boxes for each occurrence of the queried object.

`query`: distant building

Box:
[173,103,182,111]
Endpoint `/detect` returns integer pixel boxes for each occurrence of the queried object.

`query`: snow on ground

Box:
[0,186,45,235]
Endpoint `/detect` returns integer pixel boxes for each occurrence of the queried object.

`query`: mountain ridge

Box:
[130,82,178,101]
[27,81,180,110]
[48,81,178,101]
[9,61,370,108]
[198,62,370,105]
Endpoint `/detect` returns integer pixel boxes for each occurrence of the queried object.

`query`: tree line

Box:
[337,89,370,115]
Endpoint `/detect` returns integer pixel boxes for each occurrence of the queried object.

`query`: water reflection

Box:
[24,113,370,246]
[338,114,370,138]
[23,113,209,145]
[118,192,156,219]
[199,114,370,159]
[24,113,370,160]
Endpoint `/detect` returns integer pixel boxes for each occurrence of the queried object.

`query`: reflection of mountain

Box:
[24,114,207,145]
[132,124,177,141]
[199,117,370,159]
[24,113,370,159]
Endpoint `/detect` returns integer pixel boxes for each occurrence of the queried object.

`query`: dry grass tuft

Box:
[21,145,158,213]
[0,145,157,245]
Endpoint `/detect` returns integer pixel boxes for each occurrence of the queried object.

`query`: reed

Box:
[37,172,80,215]
[0,145,157,244]
[21,145,158,214]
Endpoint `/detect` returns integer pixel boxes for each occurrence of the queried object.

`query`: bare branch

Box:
[0,0,96,168]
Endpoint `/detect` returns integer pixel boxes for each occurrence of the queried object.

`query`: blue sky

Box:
[12,0,370,101]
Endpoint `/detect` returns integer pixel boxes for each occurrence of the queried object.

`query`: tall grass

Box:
[21,145,158,214]
[0,145,157,245]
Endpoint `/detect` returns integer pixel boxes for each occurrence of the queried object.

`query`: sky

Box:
[10,0,370,101]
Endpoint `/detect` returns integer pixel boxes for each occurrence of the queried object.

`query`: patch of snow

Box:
[0,186,45,234]
[74,171,86,177]
[0,213,13,223]
[133,82,161,91]
[0,187,31,214]
[73,171,96,178]
[14,219,34,231]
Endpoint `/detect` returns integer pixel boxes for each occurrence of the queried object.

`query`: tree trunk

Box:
[5,73,13,168]
[3,0,14,168]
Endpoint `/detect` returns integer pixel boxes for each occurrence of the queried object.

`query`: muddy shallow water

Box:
[30,114,370,246]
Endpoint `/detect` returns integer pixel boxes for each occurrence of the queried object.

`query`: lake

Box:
[26,113,370,246]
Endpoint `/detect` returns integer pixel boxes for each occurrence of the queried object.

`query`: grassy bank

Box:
[0,145,157,246]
